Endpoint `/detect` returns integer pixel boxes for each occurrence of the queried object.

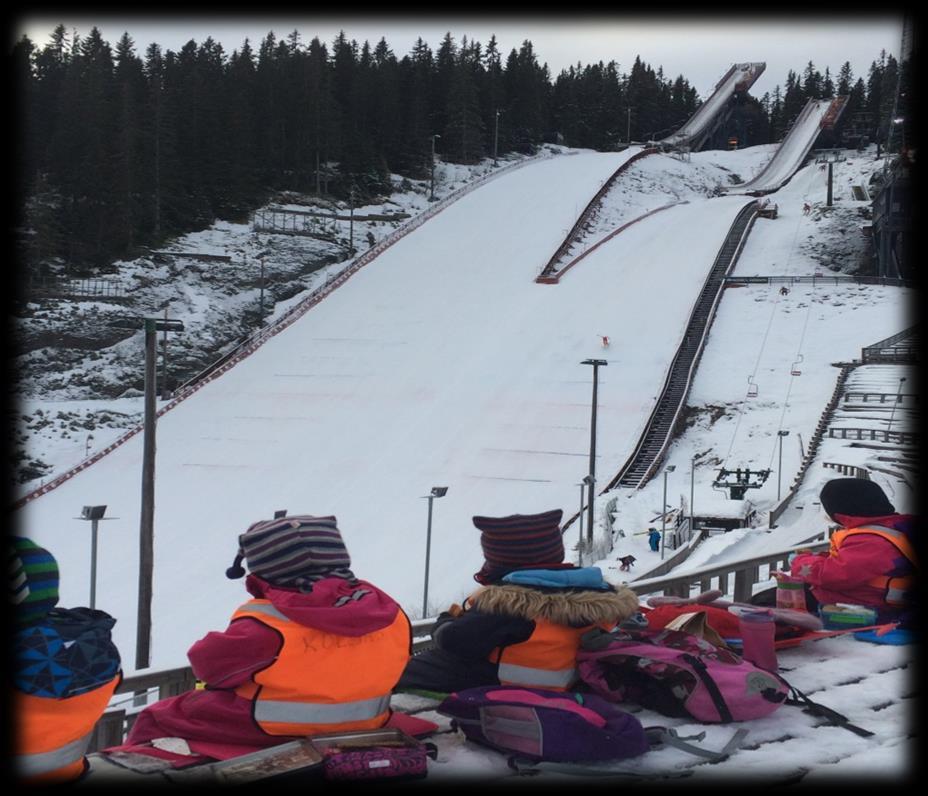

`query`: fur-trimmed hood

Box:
[469,582,639,627]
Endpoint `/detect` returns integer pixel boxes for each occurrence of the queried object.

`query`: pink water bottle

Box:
[738,609,778,672]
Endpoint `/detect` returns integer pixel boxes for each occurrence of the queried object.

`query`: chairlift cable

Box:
[723,165,819,470]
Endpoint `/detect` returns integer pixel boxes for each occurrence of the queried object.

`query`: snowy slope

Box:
[13,150,756,673]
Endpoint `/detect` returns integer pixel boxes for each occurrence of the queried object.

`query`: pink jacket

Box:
[123,574,408,760]
[790,512,915,620]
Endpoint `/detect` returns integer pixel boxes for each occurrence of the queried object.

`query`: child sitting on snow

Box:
[119,515,411,762]
[396,509,639,694]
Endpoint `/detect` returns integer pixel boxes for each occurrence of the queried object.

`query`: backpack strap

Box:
[784,685,874,738]
[680,653,733,722]
[645,726,750,762]
[506,757,693,779]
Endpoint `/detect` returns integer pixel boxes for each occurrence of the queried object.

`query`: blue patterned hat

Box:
[10,536,60,625]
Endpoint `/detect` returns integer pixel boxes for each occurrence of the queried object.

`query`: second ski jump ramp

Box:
[724,96,848,195]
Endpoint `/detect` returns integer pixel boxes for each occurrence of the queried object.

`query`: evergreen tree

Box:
[443,45,485,163]
[112,32,147,253]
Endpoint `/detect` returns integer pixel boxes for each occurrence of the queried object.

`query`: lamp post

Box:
[689,456,696,540]
[421,486,448,618]
[661,465,676,559]
[256,249,270,323]
[76,505,112,609]
[493,110,501,165]
[777,430,790,500]
[887,376,907,434]
[581,359,608,549]
[349,185,354,254]
[429,134,441,201]
[577,481,586,548]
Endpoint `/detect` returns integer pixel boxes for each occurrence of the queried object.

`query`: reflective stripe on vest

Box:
[496,662,577,689]
[232,597,410,735]
[15,674,120,783]
[492,618,593,692]
[254,694,392,725]
[831,525,917,606]
[16,731,92,780]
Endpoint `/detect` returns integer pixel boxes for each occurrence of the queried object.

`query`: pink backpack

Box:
[576,627,789,723]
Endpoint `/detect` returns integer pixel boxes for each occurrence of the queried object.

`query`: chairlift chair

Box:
[791,354,803,376]
[747,375,758,398]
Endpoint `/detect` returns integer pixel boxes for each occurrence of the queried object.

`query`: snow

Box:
[13,137,915,782]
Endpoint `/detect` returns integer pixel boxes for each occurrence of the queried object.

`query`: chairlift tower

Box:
[814,149,846,207]
[712,467,771,500]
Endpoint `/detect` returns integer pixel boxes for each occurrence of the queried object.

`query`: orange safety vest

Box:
[490,618,601,691]
[830,524,918,606]
[15,674,120,784]
[232,599,410,736]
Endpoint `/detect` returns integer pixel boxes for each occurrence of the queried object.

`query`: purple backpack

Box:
[577,627,789,723]
[437,686,650,763]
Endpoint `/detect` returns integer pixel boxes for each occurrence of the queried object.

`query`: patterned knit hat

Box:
[473,509,565,584]
[226,515,357,590]
[819,477,895,520]
[9,536,59,625]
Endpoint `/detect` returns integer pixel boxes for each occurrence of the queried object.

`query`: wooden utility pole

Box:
[136,318,157,670]
[110,314,184,671]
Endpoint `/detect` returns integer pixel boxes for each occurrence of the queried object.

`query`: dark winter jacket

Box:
[399,567,638,693]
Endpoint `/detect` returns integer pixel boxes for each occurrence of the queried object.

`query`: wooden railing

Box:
[88,536,830,754]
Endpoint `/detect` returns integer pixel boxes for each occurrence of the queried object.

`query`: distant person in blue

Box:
[648,527,661,552]
[11,537,122,784]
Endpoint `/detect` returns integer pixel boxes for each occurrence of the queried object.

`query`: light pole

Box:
[887,376,907,434]
[777,430,790,500]
[689,455,696,540]
[493,109,501,165]
[661,465,676,559]
[581,359,608,549]
[421,486,448,618]
[76,505,111,609]
[429,134,441,201]
[256,250,270,323]
[577,481,586,548]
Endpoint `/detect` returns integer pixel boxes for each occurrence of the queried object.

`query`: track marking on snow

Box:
[465,475,553,483]
[481,447,590,457]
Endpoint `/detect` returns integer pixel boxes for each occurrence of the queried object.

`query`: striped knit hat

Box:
[226,515,357,590]
[473,509,565,584]
[9,536,59,625]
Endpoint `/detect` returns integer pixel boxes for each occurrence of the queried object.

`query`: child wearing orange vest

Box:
[11,537,122,784]
[397,509,639,694]
[789,478,917,627]
[121,515,411,761]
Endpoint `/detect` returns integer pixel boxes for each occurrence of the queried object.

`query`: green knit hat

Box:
[9,536,59,624]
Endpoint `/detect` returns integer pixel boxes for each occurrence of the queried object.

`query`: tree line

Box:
[11,25,904,276]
